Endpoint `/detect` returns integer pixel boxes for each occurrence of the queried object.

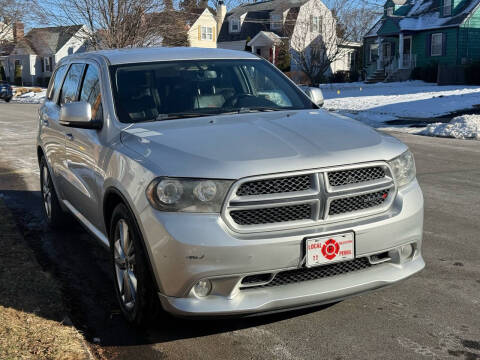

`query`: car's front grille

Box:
[236,175,312,196]
[328,166,385,187]
[329,190,390,216]
[223,163,395,232]
[230,204,312,225]
[242,258,372,289]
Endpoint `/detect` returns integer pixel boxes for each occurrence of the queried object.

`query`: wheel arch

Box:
[103,186,160,292]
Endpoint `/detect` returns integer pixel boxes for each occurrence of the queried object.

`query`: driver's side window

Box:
[59,64,85,105]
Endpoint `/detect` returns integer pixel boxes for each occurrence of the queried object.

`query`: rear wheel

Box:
[4,96,12,103]
[110,203,160,326]
[39,157,71,228]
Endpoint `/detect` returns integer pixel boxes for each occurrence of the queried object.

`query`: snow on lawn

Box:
[321,81,480,129]
[12,89,47,104]
[421,115,480,140]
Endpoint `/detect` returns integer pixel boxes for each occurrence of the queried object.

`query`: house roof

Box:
[13,25,83,55]
[367,0,480,37]
[218,0,303,43]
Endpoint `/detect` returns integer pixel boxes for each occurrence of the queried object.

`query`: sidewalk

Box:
[0,198,92,360]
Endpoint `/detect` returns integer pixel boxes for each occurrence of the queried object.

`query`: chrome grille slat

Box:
[223,163,396,232]
[242,258,372,289]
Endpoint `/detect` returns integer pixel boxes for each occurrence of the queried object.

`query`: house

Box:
[364,0,480,83]
[216,0,358,81]
[185,0,227,48]
[5,25,87,86]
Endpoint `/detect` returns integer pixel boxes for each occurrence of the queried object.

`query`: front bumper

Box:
[138,179,424,316]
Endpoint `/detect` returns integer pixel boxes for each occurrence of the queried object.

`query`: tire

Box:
[5,96,12,103]
[109,203,160,326]
[39,156,72,228]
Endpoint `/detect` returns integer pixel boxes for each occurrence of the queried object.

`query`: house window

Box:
[201,26,213,40]
[229,18,240,33]
[443,0,452,16]
[44,57,51,72]
[311,16,322,32]
[270,13,282,30]
[431,33,443,56]
[387,7,394,16]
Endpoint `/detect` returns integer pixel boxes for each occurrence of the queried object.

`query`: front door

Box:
[63,62,105,230]
[403,36,412,67]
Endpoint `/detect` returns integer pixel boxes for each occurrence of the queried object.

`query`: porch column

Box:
[377,38,383,70]
[251,45,255,54]
[272,45,276,66]
[399,32,404,69]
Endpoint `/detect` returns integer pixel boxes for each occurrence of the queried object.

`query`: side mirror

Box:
[60,101,101,129]
[301,86,324,107]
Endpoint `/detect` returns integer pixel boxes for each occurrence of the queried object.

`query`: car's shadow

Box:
[0,168,335,348]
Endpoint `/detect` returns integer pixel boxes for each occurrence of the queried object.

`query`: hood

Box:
[120,110,407,179]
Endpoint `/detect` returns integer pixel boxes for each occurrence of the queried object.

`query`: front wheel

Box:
[110,203,160,326]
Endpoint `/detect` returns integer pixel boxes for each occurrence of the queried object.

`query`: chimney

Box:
[13,22,24,43]
[217,0,226,35]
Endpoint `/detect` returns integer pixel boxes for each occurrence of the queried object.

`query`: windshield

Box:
[110,59,314,123]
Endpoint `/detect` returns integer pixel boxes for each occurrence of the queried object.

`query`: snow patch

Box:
[12,89,46,104]
[421,115,480,140]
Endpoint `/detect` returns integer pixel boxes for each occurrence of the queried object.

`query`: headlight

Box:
[388,150,416,187]
[146,177,234,212]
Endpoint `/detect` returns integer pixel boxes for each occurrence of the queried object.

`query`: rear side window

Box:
[47,65,67,100]
[59,64,85,104]
[79,65,103,122]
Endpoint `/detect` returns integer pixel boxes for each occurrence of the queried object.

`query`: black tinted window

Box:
[59,64,84,104]
[110,60,313,123]
[47,65,67,100]
[80,65,103,122]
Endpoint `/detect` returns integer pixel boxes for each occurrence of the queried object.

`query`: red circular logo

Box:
[322,239,340,260]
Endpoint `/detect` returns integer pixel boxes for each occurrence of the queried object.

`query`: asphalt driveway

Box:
[0,103,478,360]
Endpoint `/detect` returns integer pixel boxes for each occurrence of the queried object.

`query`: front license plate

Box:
[306,232,355,267]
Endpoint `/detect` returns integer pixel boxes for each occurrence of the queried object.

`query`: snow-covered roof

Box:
[367,0,480,37]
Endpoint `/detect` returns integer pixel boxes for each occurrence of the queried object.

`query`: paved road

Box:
[0,103,479,360]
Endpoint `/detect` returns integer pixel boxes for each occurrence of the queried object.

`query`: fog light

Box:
[193,279,212,297]
[399,244,414,261]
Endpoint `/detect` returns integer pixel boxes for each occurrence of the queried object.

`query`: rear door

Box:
[62,62,105,229]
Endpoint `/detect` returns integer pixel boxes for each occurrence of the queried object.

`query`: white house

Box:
[216,0,358,79]
[5,25,87,86]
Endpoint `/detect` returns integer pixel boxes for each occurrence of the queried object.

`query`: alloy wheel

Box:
[41,165,52,220]
[114,219,137,311]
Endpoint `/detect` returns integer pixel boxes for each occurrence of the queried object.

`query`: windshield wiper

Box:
[155,112,214,121]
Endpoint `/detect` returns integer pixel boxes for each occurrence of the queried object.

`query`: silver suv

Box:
[37,48,425,325]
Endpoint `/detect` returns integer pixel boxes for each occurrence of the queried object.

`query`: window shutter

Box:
[426,34,432,57]
[442,32,447,56]
[213,26,216,42]
[198,26,201,40]
[310,15,313,31]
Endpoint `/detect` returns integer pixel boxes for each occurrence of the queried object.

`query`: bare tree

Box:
[286,0,380,84]
[0,0,32,43]
[36,0,190,49]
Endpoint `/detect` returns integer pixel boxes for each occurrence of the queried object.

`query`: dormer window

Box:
[387,7,394,16]
[443,0,452,16]
[229,18,240,33]
[270,13,282,30]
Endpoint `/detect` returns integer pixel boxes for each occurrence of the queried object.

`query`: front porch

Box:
[365,32,417,83]
[247,31,286,66]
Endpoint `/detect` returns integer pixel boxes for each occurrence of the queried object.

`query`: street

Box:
[0,102,479,360]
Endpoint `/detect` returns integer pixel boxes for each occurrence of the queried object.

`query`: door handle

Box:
[66,133,74,141]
